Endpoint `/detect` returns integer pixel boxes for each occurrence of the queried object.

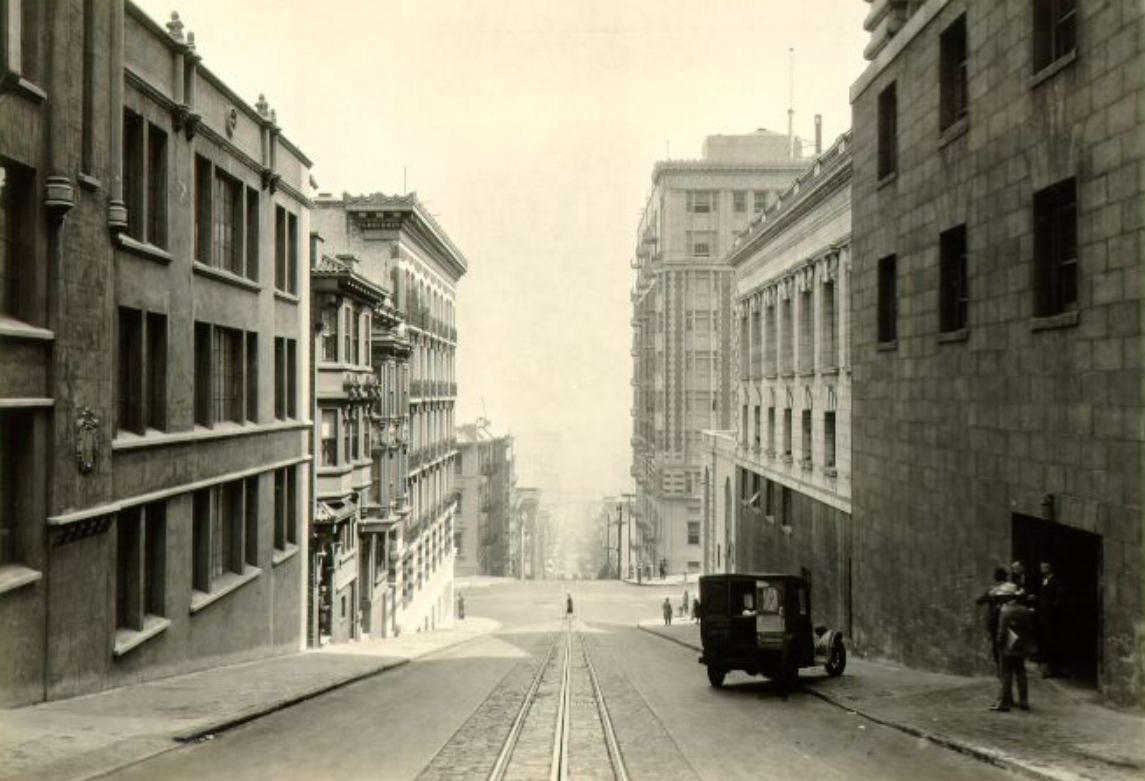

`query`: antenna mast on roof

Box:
[787,47,795,160]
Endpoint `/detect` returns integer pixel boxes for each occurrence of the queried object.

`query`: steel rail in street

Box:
[486,633,559,781]
[579,630,630,781]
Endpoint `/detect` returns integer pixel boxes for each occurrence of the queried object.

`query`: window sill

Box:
[824,467,838,478]
[1029,48,1077,90]
[934,327,970,341]
[0,315,54,341]
[877,171,898,190]
[112,420,310,451]
[877,339,898,352]
[764,514,776,525]
[272,543,299,567]
[190,566,261,614]
[318,464,354,477]
[781,454,793,465]
[113,615,170,657]
[938,115,969,149]
[116,234,172,265]
[274,290,300,305]
[820,366,839,376]
[800,459,813,472]
[1031,310,1080,332]
[780,371,795,379]
[0,564,43,596]
[192,261,261,293]
[798,370,816,377]
[2,75,47,103]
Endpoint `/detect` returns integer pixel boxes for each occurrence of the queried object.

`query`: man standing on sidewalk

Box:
[975,566,1008,667]
[662,597,673,626]
[991,583,1036,712]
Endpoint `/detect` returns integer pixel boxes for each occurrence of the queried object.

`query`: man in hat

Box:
[991,582,1037,712]
[976,566,1009,667]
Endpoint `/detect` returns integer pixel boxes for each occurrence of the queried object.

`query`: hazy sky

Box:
[135,0,868,503]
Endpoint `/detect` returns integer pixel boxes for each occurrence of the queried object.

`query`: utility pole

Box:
[615,502,624,580]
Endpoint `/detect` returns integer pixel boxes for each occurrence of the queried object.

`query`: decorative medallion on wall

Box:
[225,107,238,138]
[75,407,100,475]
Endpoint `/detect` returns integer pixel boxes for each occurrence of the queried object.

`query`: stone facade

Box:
[850,0,1143,703]
[312,192,465,635]
[705,133,854,636]
[631,131,809,578]
[0,2,311,705]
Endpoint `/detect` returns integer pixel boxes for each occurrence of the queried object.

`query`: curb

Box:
[174,657,410,742]
[635,624,1072,781]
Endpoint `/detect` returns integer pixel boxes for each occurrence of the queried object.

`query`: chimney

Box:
[814,114,822,156]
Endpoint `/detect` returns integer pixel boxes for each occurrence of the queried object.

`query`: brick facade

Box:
[850,0,1143,704]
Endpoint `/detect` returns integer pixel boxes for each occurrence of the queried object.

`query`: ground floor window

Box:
[116,502,166,631]
[192,477,258,593]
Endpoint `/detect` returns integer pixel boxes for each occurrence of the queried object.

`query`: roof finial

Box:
[255,93,270,118]
[186,31,196,51]
[166,12,185,42]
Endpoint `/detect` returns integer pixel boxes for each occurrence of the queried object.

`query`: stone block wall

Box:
[849,0,1143,703]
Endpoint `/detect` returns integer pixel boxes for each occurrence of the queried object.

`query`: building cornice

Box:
[728,134,852,268]
[851,0,952,102]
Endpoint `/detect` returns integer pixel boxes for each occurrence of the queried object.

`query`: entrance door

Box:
[1011,514,1102,684]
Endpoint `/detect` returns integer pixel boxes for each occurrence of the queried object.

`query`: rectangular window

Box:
[321,409,338,466]
[275,206,298,293]
[213,170,242,275]
[0,160,33,320]
[940,14,968,130]
[783,408,792,457]
[350,408,360,462]
[274,337,297,419]
[753,190,768,213]
[687,522,700,545]
[767,406,776,454]
[117,307,143,433]
[245,332,258,422]
[351,310,361,365]
[686,191,714,213]
[321,307,338,362]
[194,321,212,426]
[689,231,714,258]
[146,312,167,430]
[825,411,837,468]
[273,466,298,550]
[118,308,167,434]
[877,82,898,179]
[194,155,212,264]
[122,116,168,248]
[213,326,243,423]
[877,254,898,343]
[801,409,812,465]
[192,482,248,593]
[752,406,761,451]
[939,225,969,332]
[15,0,40,83]
[245,187,259,280]
[799,289,814,373]
[1033,0,1076,72]
[244,477,258,567]
[115,502,166,631]
[1033,178,1077,316]
[344,410,353,463]
[733,191,746,213]
[780,298,793,372]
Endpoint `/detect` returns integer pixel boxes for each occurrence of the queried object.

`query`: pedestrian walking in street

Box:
[662,597,673,625]
[1037,561,1065,678]
[991,582,1036,712]
[682,589,690,619]
[691,597,700,623]
[566,593,574,618]
[457,593,466,620]
[975,566,1008,666]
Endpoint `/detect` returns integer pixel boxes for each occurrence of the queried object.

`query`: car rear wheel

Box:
[825,640,846,677]
[706,666,726,688]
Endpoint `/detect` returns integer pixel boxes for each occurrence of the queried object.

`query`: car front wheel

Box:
[706,666,726,688]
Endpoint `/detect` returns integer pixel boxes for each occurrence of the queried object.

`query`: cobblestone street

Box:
[88,580,1029,781]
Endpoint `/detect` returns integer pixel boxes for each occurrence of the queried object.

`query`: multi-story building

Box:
[706,132,853,635]
[0,3,311,705]
[312,192,465,634]
[630,130,809,577]
[850,0,1143,703]
[309,248,389,644]
[454,422,515,577]
[515,487,540,579]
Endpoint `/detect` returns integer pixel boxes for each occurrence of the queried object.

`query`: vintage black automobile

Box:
[697,573,846,692]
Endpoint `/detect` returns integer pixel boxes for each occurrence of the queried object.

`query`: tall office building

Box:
[630,130,807,576]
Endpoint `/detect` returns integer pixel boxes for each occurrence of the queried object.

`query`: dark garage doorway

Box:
[1011,513,1102,685]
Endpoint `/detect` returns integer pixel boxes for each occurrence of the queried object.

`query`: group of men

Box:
[977,560,1065,712]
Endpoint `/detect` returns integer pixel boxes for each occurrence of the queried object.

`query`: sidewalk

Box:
[638,621,1145,781]
[0,617,500,781]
